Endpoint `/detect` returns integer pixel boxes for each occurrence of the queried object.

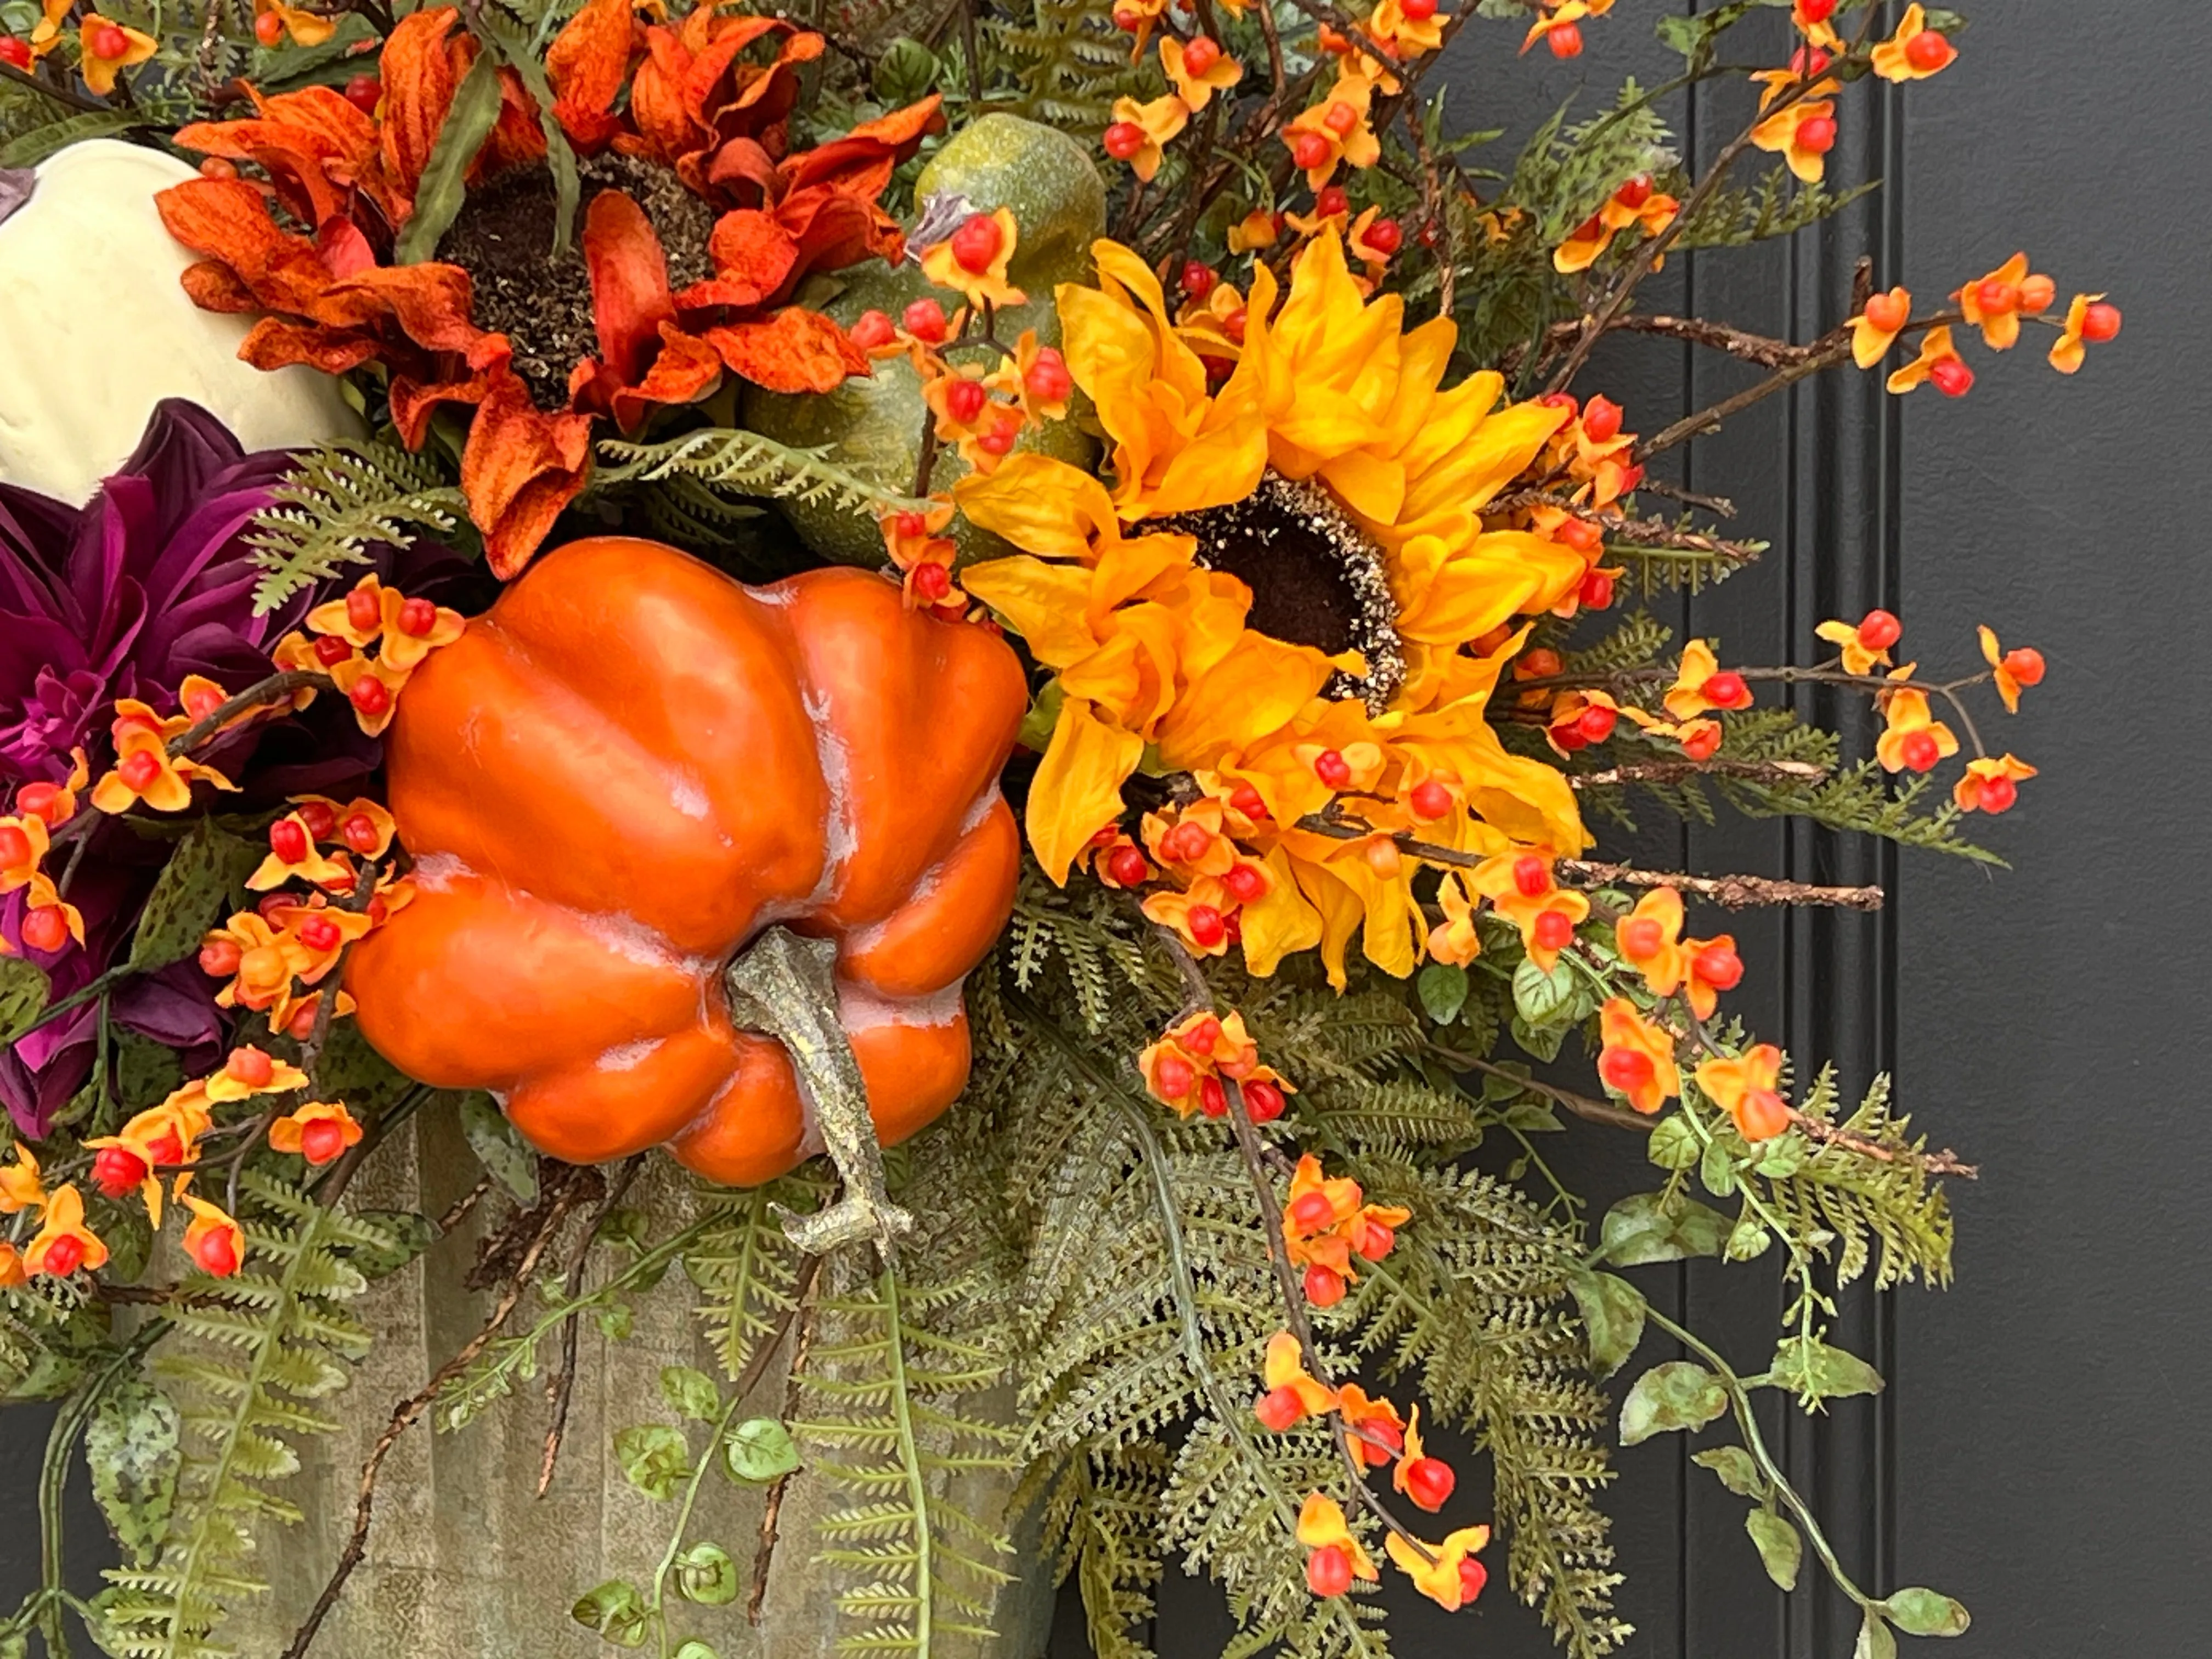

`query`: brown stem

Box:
[1555,859,1883,912]
[1449,1054,1654,1135]
[0,58,111,114]
[747,1275,822,1624]
[537,1153,647,1498]
[1787,1110,1978,1178]
[165,670,333,759]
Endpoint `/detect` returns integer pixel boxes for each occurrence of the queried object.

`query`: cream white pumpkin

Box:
[0,139,362,504]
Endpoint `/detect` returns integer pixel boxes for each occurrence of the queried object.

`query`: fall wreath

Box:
[0,3,2115,1657]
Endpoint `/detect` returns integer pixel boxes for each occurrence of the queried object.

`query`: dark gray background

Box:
[6,4,2207,1656]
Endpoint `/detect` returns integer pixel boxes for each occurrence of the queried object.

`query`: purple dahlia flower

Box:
[1,399,472,1137]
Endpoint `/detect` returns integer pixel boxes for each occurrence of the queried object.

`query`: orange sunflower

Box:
[155,0,940,577]
[958,230,1590,984]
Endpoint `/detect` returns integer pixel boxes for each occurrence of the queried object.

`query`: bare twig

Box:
[1788,1111,1978,1178]
[747,1274,822,1623]
[537,1153,648,1498]
[1555,859,1884,912]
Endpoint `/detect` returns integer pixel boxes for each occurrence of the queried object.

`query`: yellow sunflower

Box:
[959,229,1591,985]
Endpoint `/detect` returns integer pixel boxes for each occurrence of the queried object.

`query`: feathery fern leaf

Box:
[245,444,467,614]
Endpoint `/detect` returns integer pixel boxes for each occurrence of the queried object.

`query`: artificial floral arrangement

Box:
[0,2,2121,1658]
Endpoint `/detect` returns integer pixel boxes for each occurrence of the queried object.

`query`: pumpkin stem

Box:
[725,925,915,1261]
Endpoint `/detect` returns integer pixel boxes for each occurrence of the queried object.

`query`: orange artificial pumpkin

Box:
[346,536,1027,1187]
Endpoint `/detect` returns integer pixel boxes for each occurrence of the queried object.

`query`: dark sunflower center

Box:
[1160,470,1405,711]
[437,153,716,409]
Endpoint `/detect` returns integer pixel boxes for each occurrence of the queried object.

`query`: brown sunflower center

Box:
[437,154,717,409]
[1161,470,1405,711]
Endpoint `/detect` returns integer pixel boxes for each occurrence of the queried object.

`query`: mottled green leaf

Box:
[1745,1509,1801,1590]
[345,1211,436,1279]
[84,1377,181,1565]
[459,1093,539,1204]
[1567,1268,1646,1378]
[1620,1361,1728,1446]
[1856,1610,1898,1659]
[128,819,259,972]
[1883,1587,1970,1637]
[1645,1114,1701,1170]
[1511,956,1577,1026]
[1417,962,1469,1024]
[1600,1191,1730,1265]
[0,957,52,1045]
[1763,1338,1884,1404]
[1692,1445,1765,1499]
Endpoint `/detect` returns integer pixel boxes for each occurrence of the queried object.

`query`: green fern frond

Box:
[594,428,926,521]
[687,1178,817,1383]
[100,1176,403,1659]
[245,444,467,614]
[794,1259,1019,1655]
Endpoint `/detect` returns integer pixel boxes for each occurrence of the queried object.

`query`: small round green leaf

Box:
[1691,1446,1765,1499]
[571,1579,649,1648]
[722,1416,800,1485]
[1600,1192,1730,1265]
[1855,1611,1898,1659]
[613,1424,691,1500]
[660,1365,723,1423]
[1511,956,1577,1026]
[674,1541,740,1606]
[1645,1115,1702,1171]
[1417,962,1469,1025]
[1566,1269,1647,1379]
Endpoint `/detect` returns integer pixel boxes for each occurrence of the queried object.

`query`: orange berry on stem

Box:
[1364,218,1402,255]
[1181,261,1216,299]
[902,298,949,342]
[227,1047,275,1088]
[1547,20,1583,57]
[269,818,308,864]
[1617,917,1664,961]
[296,799,337,841]
[1255,1385,1305,1431]
[1736,1088,1791,1142]
[348,676,391,718]
[117,749,162,792]
[1224,862,1266,904]
[1905,28,1950,71]
[1898,729,1942,771]
[1291,131,1331,171]
[850,310,896,349]
[1978,775,2018,814]
[1512,855,1551,898]
[1312,749,1352,789]
[1578,703,1617,743]
[1581,395,1624,443]
[1244,1079,1286,1122]
[41,1235,85,1277]
[1402,1456,1455,1512]
[1304,1263,1346,1306]
[344,74,381,113]
[1103,121,1145,160]
[1105,844,1150,886]
[190,1226,240,1277]
[950,213,1003,274]
[2017,275,2056,314]
[313,633,354,666]
[1187,904,1227,947]
[1458,1558,1489,1604]
[1797,115,1837,154]
[0,37,29,70]
[1600,1047,1655,1092]
[300,1118,349,1165]
[1613,173,1653,210]
[1703,670,1750,708]
[16,782,59,823]
[1198,1076,1228,1118]
[92,1146,149,1199]
[1409,778,1453,820]
[0,824,27,866]
[199,938,242,977]
[1025,347,1073,402]
[1353,1216,1394,1261]
[1289,1190,1336,1232]
[2081,302,2123,342]
[1402,0,1436,16]
[911,562,952,602]
[253,10,284,46]
[945,379,987,423]
[2001,646,2045,686]
[1183,35,1221,74]
[1533,910,1574,952]
[1857,608,1901,650]
[1516,647,1561,680]
[1307,1545,1354,1598]
[1694,942,1744,990]
[1863,291,1910,332]
[1930,358,1975,398]
[298,913,342,953]
[1579,568,1615,610]
[1154,1053,1195,1099]
[1316,185,1350,217]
